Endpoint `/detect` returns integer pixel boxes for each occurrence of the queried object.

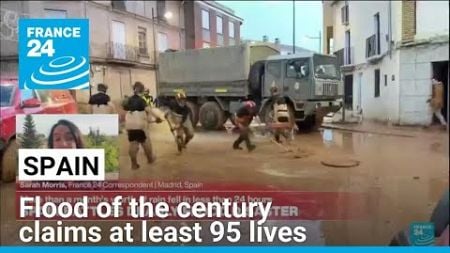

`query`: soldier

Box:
[142,89,154,107]
[272,97,295,143]
[88,83,116,114]
[233,100,257,152]
[124,81,162,170]
[163,92,195,150]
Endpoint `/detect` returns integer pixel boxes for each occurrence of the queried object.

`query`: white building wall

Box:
[416,1,449,40]
[399,43,448,125]
[337,1,401,122]
[327,1,448,125]
[331,1,346,52]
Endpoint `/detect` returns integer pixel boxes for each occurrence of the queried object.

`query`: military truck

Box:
[157,43,343,130]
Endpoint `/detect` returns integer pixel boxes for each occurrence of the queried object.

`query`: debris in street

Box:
[413,176,420,180]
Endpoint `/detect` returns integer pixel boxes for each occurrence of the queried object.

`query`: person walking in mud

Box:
[427,77,447,128]
[123,81,163,170]
[88,83,116,114]
[233,100,257,152]
[161,92,194,151]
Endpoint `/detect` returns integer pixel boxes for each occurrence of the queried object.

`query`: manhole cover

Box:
[321,158,360,168]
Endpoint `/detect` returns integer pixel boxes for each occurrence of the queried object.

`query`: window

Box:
[202,42,210,48]
[315,64,338,79]
[20,89,38,103]
[158,32,168,52]
[344,30,351,65]
[374,13,380,54]
[157,1,166,20]
[384,74,387,86]
[44,9,67,18]
[216,16,223,34]
[374,69,380,97]
[267,62,281,78]
[341,4,349,25]
[286,59,309,79]
[216,16,223,46]
[0,86,14,107]
[229,21,235,38]
[201,9,210,30]
[138,27,147,55]
[112,0,126,11]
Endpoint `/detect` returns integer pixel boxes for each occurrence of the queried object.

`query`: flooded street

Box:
[1,121,448,245]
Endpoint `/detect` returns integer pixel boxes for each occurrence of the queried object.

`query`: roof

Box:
[266,52,336,61]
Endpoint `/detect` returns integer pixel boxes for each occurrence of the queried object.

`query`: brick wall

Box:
[401,0,416,43]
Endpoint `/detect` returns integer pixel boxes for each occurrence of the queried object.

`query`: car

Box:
[0,78,78,182]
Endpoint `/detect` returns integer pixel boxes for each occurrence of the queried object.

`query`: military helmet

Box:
[175,91,187,100]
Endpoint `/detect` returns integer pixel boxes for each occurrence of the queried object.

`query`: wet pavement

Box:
[1,120,448,245]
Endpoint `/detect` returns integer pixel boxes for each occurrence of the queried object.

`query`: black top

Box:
[169,100,190,122]
[236,105,253,118]
[126,95,147,111]
[88,92,110,106]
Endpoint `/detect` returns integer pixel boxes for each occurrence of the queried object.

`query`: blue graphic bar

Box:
[0,247,449,253]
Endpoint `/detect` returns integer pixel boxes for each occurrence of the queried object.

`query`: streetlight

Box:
[292,0,296,54]
[304,31,322,53]
[164,11,173,20]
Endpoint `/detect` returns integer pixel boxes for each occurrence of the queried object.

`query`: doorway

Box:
[432,61,449,122]
[344,74,353,110]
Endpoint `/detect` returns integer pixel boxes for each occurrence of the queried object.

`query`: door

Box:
[264,61,283,97]
[344,74,353,110]
[432,61,449,122]
[112,21,126,59]
[357,72,362,112]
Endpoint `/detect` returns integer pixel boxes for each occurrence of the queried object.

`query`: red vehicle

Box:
[0,78,78,182]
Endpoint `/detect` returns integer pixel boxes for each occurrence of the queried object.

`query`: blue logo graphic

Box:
[19,19,89,90]
[410,222,435,246]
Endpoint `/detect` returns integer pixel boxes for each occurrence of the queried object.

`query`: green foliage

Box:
[84,128,119,173]
[20,114,44,148]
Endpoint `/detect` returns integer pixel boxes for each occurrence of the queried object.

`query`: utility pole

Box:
[293,0,296,54]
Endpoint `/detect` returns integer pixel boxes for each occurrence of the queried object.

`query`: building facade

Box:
[184,1,242,49]
[323,0,449,125]
[0,0,184,107]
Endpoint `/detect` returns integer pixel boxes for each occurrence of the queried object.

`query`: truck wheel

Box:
[186,101,199,127]
[249,61,265,93]
[296,115,316,132]
[199,102,225,130]
[1,140,17,183]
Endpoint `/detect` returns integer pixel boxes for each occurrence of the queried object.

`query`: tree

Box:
[20,114,43,148]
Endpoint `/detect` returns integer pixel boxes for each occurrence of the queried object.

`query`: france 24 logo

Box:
[19,19,90,90]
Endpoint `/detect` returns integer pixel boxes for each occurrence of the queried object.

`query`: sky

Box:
[217,0,323,52]
[16,114,119,136]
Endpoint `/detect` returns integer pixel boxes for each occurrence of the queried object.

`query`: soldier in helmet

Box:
[124,81,162,170]
[88,83,116,114]
[163,92,195,149]
[233,99,257,152]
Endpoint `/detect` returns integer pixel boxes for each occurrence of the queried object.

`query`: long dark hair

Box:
[48,119,84,148]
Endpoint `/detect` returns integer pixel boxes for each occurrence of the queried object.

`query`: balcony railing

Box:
[366,34,377,58]
[106,42,139,62]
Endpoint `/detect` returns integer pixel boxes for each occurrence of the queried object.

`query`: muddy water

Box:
[1,122,448,245]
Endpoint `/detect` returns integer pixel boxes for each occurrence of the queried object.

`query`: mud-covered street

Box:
[3,118,447,245]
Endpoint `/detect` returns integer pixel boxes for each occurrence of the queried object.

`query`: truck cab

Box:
[260,52,343,128]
